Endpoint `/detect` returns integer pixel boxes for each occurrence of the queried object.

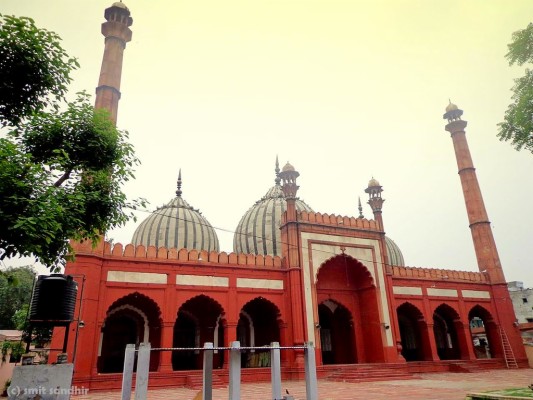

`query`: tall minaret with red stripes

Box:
[94,1,132,125]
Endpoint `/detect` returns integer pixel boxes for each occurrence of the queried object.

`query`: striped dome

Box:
[233,180,313,257]
[131,173,219,252]
[385,236,405,266]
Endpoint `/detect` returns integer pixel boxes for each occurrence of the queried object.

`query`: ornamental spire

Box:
[358,196,364,219]
[275,155,281,185]
[176,169,182,197]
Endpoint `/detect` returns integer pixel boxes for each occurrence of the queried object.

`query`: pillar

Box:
[159,322,174,371]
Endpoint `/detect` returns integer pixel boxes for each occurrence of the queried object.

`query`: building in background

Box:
[50,2,528,390]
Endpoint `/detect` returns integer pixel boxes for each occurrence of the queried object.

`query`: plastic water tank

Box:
[29,274,78,325]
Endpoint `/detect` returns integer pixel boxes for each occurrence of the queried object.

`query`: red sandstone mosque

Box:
[50,2,528,390]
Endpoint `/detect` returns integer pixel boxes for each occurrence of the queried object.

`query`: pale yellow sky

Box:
[2,1,533,286]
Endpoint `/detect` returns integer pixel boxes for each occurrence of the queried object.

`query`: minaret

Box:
[365,178,385,230]
[443,102,505,283]
[279,162,306,365]
[94,2,133,125]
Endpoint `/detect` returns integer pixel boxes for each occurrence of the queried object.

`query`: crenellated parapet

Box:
[70,240,283,268]
[392,265,488,283]
[288,210,380,230]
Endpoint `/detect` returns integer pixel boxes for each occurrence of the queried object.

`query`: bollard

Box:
[202,342,214,400]
[228,341,241,400]
[121,344,136,400]
[271,342,282,400]
[134,343,151,400]
[304,342,318,400]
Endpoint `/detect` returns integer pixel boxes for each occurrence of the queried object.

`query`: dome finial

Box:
[358,196,364,219]
[275,155,281,185]
[176,169,182,197]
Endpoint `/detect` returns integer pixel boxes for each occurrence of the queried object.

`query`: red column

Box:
[454,320,476,360]
[424,323,440,361]
[159,322,174,371]
[223,322,238,368]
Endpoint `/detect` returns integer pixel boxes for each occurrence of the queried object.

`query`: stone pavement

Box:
[76,369,533,400]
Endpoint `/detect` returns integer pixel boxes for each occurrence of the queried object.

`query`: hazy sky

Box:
[3,1,533,287]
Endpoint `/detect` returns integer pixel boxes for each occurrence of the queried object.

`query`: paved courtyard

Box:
[76,369,533,400]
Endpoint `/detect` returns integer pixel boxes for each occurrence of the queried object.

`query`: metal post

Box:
[304,342,318,400]
[134,343,151,400]
[121,344,136,400]
[228,341,241,400]
[202,342,213,400]
[62,322,71,353]
[271,342,282,400]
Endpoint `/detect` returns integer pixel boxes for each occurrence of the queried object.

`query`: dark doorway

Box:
[318,300,356,365]
[433,304,462,360]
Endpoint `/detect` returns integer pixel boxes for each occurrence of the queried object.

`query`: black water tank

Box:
[30,274,78,326]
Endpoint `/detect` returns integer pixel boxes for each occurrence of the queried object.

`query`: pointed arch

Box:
[433,303,462,360]
[468,304,502,359]
[316,255,384,363]
[318,298,357,364]
[396,302,432,361]
[173,295,226,370]
[98,292,162,373]
[315,254,374,288]
[238,297,282,368]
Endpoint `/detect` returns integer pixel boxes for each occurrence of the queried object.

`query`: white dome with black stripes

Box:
[131,171,219,252]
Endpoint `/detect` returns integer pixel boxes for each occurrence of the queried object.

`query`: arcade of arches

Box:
[97,294,283,373]
[396,302,502,362]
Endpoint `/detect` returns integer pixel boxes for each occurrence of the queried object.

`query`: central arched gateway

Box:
[315,254,385,364]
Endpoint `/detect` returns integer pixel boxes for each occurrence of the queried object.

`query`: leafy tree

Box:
[0,16,144,270]
[0,266,36,329]
[12,304,52,348]
[0,14,78,126]
[0,93,143,269]
[498,23,533,154]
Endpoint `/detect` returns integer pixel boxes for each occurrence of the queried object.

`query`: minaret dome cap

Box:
[112,1,129,10]
[368,177,380,187]
[282,162,295,172]
[445,101,459,113]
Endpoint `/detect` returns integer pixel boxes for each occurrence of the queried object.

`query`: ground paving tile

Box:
[76,369,533,400]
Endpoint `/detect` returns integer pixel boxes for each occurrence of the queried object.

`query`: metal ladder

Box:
[499,327,518,369]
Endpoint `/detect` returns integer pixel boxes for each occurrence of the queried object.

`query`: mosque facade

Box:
[50,2,528,390]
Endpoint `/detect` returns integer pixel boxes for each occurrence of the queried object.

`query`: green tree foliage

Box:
[12,304,52,348]
[0,93,143,269]
[498,23,533,154]
[0,14,79,126]
[0,16,144,269]
[0,266,36,330]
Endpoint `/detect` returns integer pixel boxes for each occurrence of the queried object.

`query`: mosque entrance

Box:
[172,295,224,370]
[315,255,384,364]
[318,300,356,364]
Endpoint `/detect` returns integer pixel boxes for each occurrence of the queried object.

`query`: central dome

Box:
[132,172,219,252]
[233,160,313,256]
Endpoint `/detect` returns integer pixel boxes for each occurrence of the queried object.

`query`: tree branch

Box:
[54,169,72,187]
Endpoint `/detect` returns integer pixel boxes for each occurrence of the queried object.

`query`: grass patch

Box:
[486,388,533,398]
